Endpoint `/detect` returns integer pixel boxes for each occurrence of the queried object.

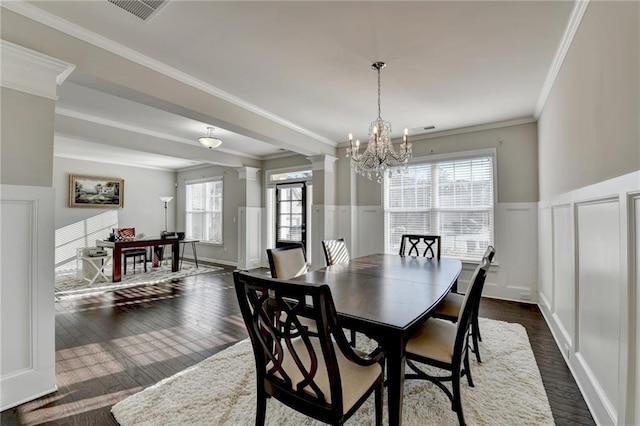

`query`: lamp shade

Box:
[198,127,222,149]
[159,196,173,203]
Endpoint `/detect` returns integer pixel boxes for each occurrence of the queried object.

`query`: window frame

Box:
[185,176,224,245]
[383,148,497,261]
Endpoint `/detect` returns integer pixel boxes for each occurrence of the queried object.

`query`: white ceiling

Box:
[6,1,576,170]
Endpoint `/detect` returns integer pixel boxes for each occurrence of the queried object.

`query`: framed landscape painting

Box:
[69,174,124,208]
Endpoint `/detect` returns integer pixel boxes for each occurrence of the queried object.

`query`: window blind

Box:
[384,153,494,260]
[186,177,223,244]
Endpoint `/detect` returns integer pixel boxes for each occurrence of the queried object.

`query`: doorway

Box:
[275,182,306,249]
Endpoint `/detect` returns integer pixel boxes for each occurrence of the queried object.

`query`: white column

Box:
[0,41,74,410]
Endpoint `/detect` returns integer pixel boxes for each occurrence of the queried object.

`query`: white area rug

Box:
[55,263,222,297]
[111,318,554,425]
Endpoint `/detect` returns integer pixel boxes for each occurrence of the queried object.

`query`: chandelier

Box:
[347,62,412,183]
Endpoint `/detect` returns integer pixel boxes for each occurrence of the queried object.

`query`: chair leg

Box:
[452,372,466,426]
[255,391,267,426]
[350,329,357,347]
[374,380,383,426]
[463,348,474,387]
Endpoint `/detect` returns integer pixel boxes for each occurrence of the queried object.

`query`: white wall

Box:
[537,2,640,424]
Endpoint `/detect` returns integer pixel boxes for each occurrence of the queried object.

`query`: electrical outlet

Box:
[223,247,228,252]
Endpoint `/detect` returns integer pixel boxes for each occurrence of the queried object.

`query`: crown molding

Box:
[236,167,261,181]
[2,0,336,147]
[336,117,537,148]
[534,0,590,118]
[1,39,75,99]
[307,154,338,172]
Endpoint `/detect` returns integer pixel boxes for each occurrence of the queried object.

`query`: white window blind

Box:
[186,177,223,244]
[384,153,494,260]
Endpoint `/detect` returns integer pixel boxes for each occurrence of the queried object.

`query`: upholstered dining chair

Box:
[404,258,490,426]
[431,246,496,363]
[321,238,350,266]
[233,270,385,426]
[398,234,441,259]
[266,244,308,279]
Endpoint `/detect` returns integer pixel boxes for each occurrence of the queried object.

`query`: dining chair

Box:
[431,246,496,363]
[321,238,357,346]
[321,238,350,266]
[404,257,490,426]
[266,244,308,279]
[398,234,441,259]
[233,270,385,426]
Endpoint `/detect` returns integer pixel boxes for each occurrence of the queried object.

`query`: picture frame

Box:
[69,174,124,208]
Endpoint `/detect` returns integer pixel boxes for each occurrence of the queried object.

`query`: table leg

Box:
[192,241,198,268]
[171,242,179,272]
[113,247,122,282]
[384,335,407,426]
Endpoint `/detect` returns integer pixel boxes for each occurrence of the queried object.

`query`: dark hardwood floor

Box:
[1,265,594,425]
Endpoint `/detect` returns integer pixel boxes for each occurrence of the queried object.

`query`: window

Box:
[186,177,223,244]
[384,150,494,260]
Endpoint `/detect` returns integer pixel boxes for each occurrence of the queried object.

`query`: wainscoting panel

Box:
[1,185,56,411]
[355,206,384,257]
[538,170,640,425]
[552,204,575,345]
[489,203,538,301]
[576,198,621,420]
[634,194,640,424]
[237,207,263,270]
[538,206,554,311]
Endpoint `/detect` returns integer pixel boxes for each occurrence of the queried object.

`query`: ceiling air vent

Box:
[107,0,167,21]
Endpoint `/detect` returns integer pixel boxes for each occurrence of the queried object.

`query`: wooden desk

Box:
[97,238,180,282]
[291,253,462,426]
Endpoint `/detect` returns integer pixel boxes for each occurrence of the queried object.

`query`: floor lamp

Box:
[157,196,174,266]
[159,196,173,232]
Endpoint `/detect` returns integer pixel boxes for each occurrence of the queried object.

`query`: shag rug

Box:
[111,318,554,425]
[55,263,222,297]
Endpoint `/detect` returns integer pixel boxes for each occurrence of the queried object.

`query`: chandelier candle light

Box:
[347,62,412,183]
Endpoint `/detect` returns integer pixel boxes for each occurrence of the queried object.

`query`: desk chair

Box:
[234,271,385,426]
[123,248,147,274]
[116,228,148,274]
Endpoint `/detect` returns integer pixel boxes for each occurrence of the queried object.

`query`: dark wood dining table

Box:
[290,253,462,426]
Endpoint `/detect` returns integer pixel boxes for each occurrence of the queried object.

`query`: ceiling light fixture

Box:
[198,127,222,149]
[347,61,412,183]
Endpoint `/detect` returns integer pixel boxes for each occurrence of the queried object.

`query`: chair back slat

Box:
[399,234,441,259]
[234,271,344,410]
[322,238,350,266]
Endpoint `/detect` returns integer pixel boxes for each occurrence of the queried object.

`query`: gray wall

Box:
[53,156,177,235]
[1,87,55,187]
[176,165,244,264]
[538,1,640,200]
[335,122,539,206]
